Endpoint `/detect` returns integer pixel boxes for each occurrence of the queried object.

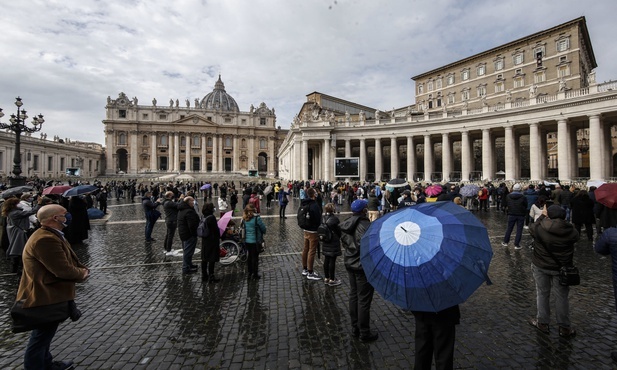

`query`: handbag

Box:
[10,300,71,333]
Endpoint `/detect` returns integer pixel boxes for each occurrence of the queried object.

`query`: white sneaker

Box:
[328,279,342,286]
[165,250,176,256]
[301,269,309,276]
[307,272,322,280]
[501,242,508,247]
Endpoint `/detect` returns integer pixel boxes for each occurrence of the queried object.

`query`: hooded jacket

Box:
[506,192,528,216]
[340,213,370,271]
[177,200,199,241]
[529,215,578,270]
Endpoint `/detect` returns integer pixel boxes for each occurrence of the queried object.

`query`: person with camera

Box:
[528,205,578,338]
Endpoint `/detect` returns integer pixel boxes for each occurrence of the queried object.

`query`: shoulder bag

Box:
[539,239,580,286]
[11,300,71,333]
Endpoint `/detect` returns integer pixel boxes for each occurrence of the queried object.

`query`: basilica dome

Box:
[200,75,240,112]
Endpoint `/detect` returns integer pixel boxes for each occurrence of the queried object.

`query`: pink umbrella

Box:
[217,211,234,237]
[425,184,443,197]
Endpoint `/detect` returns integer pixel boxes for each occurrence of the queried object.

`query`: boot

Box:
[201,262,208,281]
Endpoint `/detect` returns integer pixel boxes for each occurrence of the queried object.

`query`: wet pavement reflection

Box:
[0,196,616,369]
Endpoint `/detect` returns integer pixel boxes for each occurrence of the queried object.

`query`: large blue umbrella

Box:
[360,201,493,312]
[62,185,98,197]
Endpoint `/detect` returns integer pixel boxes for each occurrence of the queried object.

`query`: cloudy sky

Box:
[1,0,616,145]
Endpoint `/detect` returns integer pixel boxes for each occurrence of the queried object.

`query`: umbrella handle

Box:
[477,260,493,286]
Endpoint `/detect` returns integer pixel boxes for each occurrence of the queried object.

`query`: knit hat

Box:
[513,183,522,191]
[351,199,368,213]
[547,205,566,220]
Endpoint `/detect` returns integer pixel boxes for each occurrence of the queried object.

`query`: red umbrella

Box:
[595,183,617,209]
[42,185,72,195]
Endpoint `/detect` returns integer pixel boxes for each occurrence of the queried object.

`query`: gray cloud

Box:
[1,0,615,144]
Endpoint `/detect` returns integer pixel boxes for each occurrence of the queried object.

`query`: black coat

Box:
[506,192,527,216]
[340,213,370,272]
[529,215,578,271]
[201,210,220,263]
[570,194,595,225]
[177,201,199,241]
[321,213,341,257]
[66,196,90,244]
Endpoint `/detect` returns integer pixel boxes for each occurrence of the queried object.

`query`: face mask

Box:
[58,212,72,228]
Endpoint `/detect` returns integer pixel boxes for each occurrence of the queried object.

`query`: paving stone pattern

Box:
[1,197,616,369]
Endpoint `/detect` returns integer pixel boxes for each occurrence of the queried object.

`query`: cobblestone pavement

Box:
[1,196,616,369]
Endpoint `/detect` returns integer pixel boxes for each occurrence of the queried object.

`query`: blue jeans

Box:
[24,323,59,369]
[561,205,571,222]
[145,215,155,241]
[532,264,571,327]
[182,236,197,272]
[503,215,525,246]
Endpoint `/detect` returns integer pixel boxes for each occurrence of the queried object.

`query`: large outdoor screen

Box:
[335,157,359,177]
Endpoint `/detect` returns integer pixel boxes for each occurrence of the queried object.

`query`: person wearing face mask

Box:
[16,204,89,370]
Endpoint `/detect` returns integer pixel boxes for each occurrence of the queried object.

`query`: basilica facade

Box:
[103,76,287,177]
[278,17,617,184]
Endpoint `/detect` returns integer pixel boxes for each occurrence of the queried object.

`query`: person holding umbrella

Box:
[340,199,378,342]
[594,221,617,363]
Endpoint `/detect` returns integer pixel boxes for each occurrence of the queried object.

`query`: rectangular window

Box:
[89,160,92,171]
[514,77,524,88]
[428,81,433,91]
[225,118,232,123]
[418,84,424,94]
[513,53,524,65]
[142,113,148,120]
[447,94,455,104]
[48,156,53,171]
[515,68,522,75]
[559,56,567,63]
[558,65,570,78]
[447,75,454,85]
[60,157,65,170]
[462,90,470,101]
[436,79,442,89]
[495,58,504,71]
[477,65,486,76]
[534,72,546,84]
[495,82,504,93]
[119,110,127,118]
[241,119,247,125]
[180,115,185,119]
[260,118,266,126]
[477,86,486,97]
[33,155,39,171]
[556,38,569,52]
[159,114,167,120]
[462,70,469,81]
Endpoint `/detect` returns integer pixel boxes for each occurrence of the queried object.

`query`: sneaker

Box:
[165,250,175,256]
[324,278,331,285]
[329,279,342,286]
[524,226,529,229]
[514,245,523,250]
[359,332,379,343]
[501,242,508,247]
[301,269,309,276]
[528,318,549,334]
[307,272,322,280]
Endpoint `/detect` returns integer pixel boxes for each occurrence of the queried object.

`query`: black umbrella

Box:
[1,185,34,199]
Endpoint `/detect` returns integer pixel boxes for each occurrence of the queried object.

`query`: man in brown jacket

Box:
[16,204,89,370]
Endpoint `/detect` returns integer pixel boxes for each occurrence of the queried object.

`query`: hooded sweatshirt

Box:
[529,215,578,270]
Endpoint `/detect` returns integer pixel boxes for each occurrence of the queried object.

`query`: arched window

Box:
[225,136,232,147]
[118,133,127,145]
[260,139,267,149]
[181,136,186,147]
[142,135,148,146]
[207,137,213,148]
[192,136,200,147]
[241,139,247,148]
[160,135,168,146]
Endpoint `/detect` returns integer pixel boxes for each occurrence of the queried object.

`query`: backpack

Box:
[297,203,312,229]
[197,215,213,238]
[317,215,332,242]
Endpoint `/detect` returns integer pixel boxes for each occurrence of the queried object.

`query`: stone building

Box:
[278,17,617,183]
[103,75,287,177]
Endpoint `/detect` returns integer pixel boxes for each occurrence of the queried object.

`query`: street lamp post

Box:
[0,97,44,187]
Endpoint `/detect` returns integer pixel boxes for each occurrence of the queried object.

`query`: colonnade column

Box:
[294,140,301,180]
[481,129,492,181]
[345,139,351,157]
[212,134,218,172]
[201,135,207,172]
[504,125,515,181]
[185,135,191,172]
[390,137,398,179]
[557,119,571,181]
[375,138,382,181]
[588,115,603,181]
[173,132,180,172]
[302,138,308,180]
[324,138,330,182]
[150,134,157,171]
[528,123,540,181]
[423,134,432,182]
[442,133,451,182]
[407,136,415,181]
[359,138,366,181]
[461,130,471,182]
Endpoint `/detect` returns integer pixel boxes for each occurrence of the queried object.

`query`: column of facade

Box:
[268,137,275,174]
[211,134,218,172]
[105,132,115,174]
[588,115,603,181]
[129,131,138,174]
[233,136,240,173]
[557,119,571,181]
[185,134,191,172]
[248,136,255,171]
[345,139,351,157]
[390,137,398,179]
[218,136,224,172]
[375,139,382,181]
[539,129,548,179]
[504,125,515,181]
[294,140,301,180]
[173,133,180,172]
[481,129,492,181]
[461,130,471,182]
[301,138,308,180]
[442,133,451,182]
[602,121,612,179]
[324,138,331,182]
[407,136,415,181]
[359,138,366,181]
[423,134,432,182]
[150,133,157,171]
[528,123,540,181]
[201,135,207,172]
